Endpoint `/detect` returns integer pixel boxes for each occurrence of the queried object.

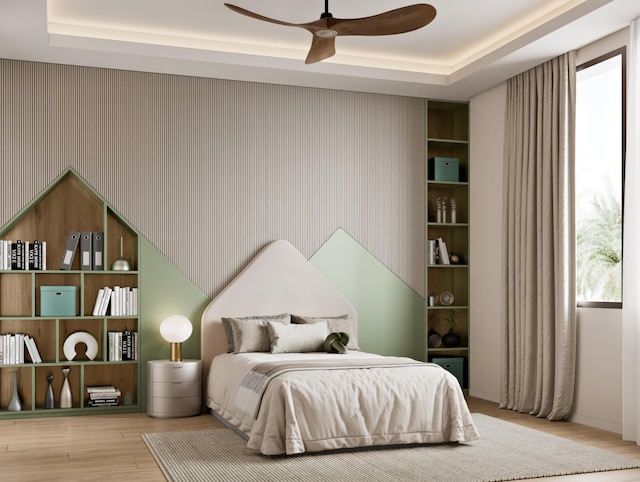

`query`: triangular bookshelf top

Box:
[0,167,139,270]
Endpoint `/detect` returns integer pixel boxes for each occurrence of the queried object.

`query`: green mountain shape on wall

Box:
[309,228,424,360]
[0,167,210,411]
[139,236,210,408]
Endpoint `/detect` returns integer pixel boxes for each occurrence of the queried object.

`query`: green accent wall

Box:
[139,237,210,409]
[137,228,425,409]
[310,229,425,360]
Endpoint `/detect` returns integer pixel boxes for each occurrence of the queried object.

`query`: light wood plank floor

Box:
[466,397,640,482]
[1,397,639,481]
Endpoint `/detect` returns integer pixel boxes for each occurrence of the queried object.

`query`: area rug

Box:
[142,414,640,482]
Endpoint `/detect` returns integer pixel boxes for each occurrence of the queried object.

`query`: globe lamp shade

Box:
[160,315,192,361]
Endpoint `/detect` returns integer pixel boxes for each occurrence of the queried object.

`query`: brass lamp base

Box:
[170,342,183,362]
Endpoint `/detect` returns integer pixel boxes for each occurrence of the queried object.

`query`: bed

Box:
[201,239,479,455]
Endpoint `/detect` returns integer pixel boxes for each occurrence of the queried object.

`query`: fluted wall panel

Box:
[0,59,425,298]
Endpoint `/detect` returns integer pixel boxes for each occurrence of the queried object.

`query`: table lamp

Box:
[160,315,193,362]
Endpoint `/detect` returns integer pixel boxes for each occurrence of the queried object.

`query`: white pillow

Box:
[292,315,360,350]
[267,320,329,354]
[224,314,291,353]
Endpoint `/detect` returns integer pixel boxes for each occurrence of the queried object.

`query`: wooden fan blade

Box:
[226,3,336,35]
[305,35,336,64]
[224,3,303,28]
[332,4,436,36]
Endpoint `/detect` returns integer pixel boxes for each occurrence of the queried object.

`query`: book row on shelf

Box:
[0,229,106,271]
[428,237,453,265]
[87,385,122,407]
[92,286,138,316]
[0,240,47,270]
[108,330,138,361]
[0,333,41,364]
[0,330,137,365]
[61,230,104,270]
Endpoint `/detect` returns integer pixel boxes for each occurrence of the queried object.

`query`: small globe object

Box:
[111,258,131,271]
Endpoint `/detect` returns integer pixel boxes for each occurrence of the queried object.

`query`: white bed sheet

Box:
[206,351,479,455]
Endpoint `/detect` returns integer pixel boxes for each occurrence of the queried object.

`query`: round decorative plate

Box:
[440,291,454,306]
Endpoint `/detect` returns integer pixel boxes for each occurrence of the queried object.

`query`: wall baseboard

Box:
[569,413,622,435]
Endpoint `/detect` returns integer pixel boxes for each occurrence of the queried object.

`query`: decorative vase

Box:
[8,370,22,411]
[60,367,72,409]
[45,374,55,409]
[442,328,461,348]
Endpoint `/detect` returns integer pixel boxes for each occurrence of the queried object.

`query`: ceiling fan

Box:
[224,2,437,64]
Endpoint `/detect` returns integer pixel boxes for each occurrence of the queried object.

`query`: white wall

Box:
[468,82,506,403]
[573,308,622,432]
[468,28,628,432]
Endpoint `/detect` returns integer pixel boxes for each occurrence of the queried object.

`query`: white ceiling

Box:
[1,0,639,99]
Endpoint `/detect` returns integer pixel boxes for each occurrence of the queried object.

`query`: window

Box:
[575,48,625,307]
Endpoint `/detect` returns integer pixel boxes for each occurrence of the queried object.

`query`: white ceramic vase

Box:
[60,367,72,408]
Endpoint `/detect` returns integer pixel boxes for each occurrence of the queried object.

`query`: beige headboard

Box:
[200,239,357,381]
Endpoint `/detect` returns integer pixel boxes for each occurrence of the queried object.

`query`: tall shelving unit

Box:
[425,100,470,390]
[0,169,141,418]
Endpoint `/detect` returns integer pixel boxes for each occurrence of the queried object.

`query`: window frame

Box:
[575,47,626,309]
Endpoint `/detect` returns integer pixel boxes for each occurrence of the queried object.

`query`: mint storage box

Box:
[432,356,464,388]
[40,286,77,317]
[428,157,459,182]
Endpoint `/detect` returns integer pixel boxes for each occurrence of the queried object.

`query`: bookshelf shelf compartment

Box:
[0,169,141,418]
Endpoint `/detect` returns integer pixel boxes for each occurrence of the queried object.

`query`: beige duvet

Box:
[206,351,479,455]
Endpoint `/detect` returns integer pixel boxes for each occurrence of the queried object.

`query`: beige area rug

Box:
[142,413,640,482]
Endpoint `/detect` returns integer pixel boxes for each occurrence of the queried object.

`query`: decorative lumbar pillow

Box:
[223,314,291,353]
[292,315,360,350]
[324,332,350,354]
[267,320,329,354]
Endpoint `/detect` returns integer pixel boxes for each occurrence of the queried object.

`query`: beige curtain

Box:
[500,52,577,420]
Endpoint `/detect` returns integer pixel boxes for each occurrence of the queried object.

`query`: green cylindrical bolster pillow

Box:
[324,332,350,354]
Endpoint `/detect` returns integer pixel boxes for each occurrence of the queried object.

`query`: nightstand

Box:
[147,359,202,418]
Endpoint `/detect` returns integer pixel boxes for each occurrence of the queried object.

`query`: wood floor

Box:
[1,397,640,481]
[466,397,640,482]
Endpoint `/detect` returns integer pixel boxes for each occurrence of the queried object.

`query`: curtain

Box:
[500,52,577,420]
[622,18,640,443]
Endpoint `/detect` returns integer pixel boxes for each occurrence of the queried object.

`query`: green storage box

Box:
[428,157,459,182]
[41,286,77,317]
[432,356,464,388]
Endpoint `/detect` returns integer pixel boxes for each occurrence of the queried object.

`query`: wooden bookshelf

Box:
[425,100,470,390]
[0,168,141,418]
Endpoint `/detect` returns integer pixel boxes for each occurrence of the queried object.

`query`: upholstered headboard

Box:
[200,239,357,381]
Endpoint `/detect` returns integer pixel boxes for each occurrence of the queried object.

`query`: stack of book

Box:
[87,385,121,407]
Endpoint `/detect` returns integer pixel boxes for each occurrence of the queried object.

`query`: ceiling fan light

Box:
[316,29,337,38]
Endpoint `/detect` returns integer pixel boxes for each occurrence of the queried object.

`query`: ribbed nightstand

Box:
[147,359,202,418]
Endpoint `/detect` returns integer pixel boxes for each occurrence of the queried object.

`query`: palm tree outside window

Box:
[576,48,625,307]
